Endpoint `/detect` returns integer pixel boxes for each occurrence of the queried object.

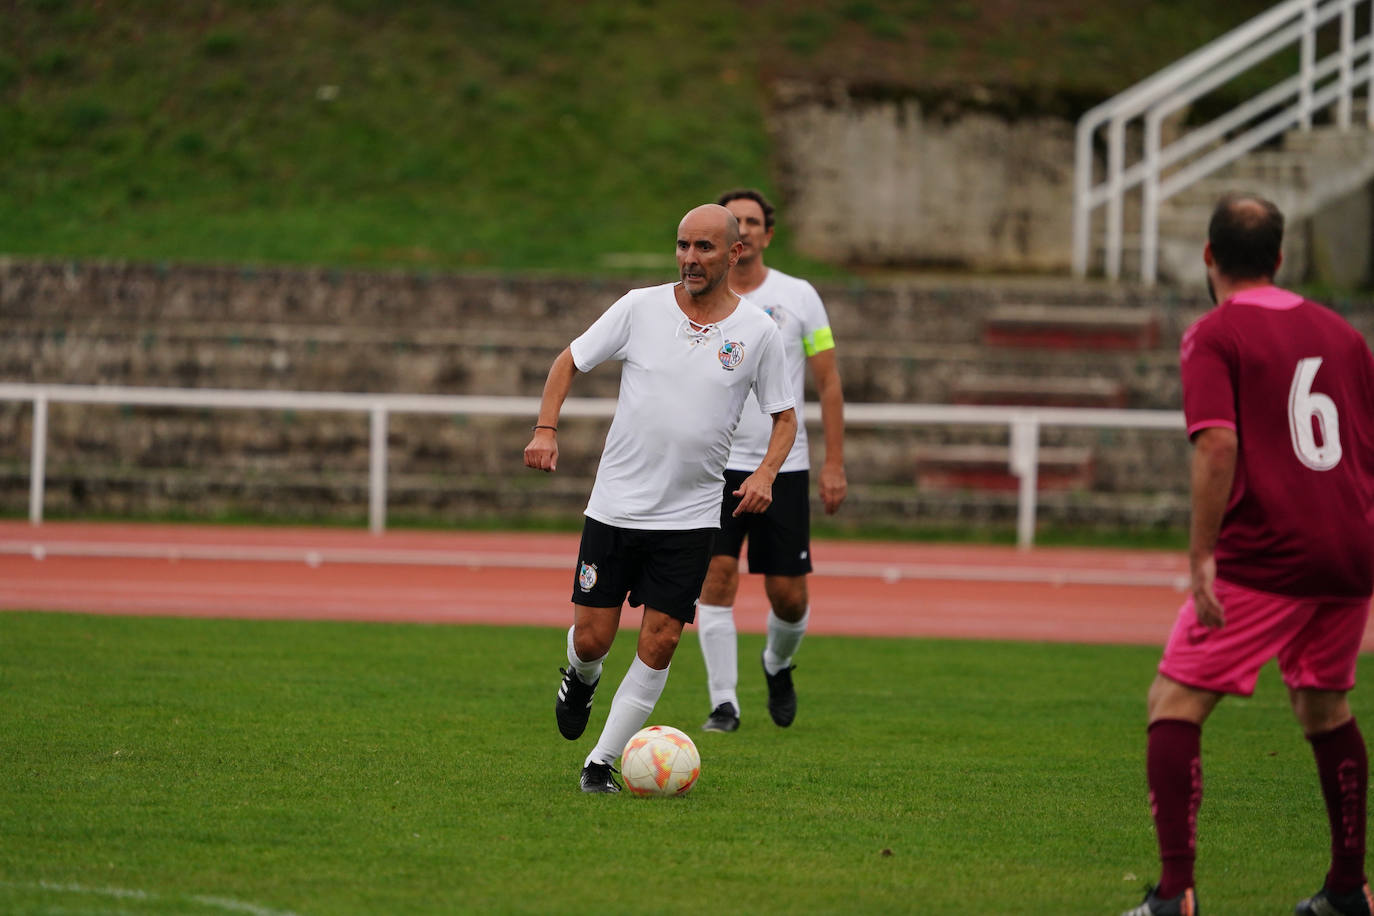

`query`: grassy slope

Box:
[1,0,1276,274]
[0,610,1341,914]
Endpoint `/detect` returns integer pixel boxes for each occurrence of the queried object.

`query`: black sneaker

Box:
[1121,885,1198,916]
[555,667,598,740]
[702,702,739,733]
[579,761,621,794]
[1296,882,1374,916]
[761,653,797,727]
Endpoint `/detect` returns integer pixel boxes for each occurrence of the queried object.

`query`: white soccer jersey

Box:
[725,269,835,473]
[570,282,795,530]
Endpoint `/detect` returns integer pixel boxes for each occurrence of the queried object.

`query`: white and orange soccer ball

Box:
[621,725,700,798]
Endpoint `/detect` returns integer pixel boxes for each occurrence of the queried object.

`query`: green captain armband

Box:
[802,326,835,357]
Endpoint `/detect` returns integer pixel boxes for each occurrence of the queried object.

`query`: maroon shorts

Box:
[1158,578,1371,696]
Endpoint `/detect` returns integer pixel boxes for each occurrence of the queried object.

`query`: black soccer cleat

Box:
[1121,885,1198,916]
[701,702,740,733]
[1296,882,1374,916]
[555,667,598,740]
[579,761,621,794]
[761,653,797,727]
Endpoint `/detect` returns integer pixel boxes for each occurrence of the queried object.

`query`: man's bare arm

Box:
[732,407,798,516]
[809,348,846,515]
[523,347,578,473]
[1188,426,1237,629]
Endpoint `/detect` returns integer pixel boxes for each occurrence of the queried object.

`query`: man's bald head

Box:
[679,204,740,247]
[1208,193,1284,281]
[676,204,742,300]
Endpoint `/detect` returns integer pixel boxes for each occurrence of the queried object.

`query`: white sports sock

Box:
[566,625,606,685]
[763,606,809,674]
[585,655,669,767]
[696,603,739,712]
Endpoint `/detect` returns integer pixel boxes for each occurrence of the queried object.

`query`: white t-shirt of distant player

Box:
[726,268,834,473]
[570,282,795,530]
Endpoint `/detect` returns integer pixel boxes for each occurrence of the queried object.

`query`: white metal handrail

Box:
[1073,0,1374,284]
[0,383,1184,549]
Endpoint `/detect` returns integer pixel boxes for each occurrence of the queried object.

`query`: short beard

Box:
[684,273,721,298]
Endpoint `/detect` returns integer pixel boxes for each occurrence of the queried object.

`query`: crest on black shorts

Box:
[578,561,598,592]
[718,340,745,370]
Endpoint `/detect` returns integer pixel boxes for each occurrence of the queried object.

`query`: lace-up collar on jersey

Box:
[676,315,723,348]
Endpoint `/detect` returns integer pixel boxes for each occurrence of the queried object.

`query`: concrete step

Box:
[950,375,1127,408]
[1282,126,1374,154]
[1085,124,1374,285]
[983,305,1160,350]
[914,444,1094,492]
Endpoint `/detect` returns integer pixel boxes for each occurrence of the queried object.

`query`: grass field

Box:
[0,609,1352,914]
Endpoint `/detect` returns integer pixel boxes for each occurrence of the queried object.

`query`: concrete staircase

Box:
[906,302,1161,499]
[1154,126,1374,286]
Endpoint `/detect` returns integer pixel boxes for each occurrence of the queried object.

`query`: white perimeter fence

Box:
[1,383,1185,549]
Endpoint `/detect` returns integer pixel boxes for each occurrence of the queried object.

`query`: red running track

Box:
[4,520,1373,649]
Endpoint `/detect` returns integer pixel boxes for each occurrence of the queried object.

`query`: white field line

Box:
[0,880,303,916]
[0,539,1189,589]
[821,559,1188,589]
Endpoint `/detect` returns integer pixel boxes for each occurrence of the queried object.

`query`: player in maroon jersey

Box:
[1124,194,1374,916]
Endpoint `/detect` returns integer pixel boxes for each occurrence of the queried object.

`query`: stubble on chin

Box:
[684,274,720,299]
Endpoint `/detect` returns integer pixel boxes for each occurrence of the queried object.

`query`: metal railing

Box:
[1073,0,1374,284]
[1,383,1185,549]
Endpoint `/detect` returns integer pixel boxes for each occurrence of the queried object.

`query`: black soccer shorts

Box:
[571,517,715,623]
[711,469,813,577]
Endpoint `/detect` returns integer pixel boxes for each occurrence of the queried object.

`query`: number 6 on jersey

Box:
[1288,356,1342,471]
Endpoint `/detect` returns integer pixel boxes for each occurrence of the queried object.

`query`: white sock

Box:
[566,625,606,685]
[586,655,669,767]
[696,603,739,712]
[763,606,809,674]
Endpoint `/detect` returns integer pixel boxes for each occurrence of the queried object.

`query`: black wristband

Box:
[532,424,557,433]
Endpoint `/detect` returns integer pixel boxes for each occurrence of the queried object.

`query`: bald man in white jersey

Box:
[524,204,797,793]
[696,188,847,734]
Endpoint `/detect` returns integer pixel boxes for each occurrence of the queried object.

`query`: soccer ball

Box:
[621,725,700,797]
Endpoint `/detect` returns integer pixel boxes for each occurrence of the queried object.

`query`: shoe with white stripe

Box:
[579,761,621,794]
[762,653,797,727]
[555,667,598,740]
[1296,882,1374,916]
[1121,885,1198,916]
[702,702,739,733]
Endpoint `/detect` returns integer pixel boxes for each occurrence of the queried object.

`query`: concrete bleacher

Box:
[915,444,1095,491]
[950,375,1127,409]
[1,257,1246,533]
[982,304,1161,350]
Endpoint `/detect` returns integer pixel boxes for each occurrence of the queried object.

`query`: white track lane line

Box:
[1,539,1188,588]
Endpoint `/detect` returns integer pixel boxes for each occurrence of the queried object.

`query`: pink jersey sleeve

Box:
[1179,313,1237,439]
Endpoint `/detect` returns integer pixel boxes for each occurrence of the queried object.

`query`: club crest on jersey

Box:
[718,340,745,370]
[578,562,597,592]
[762,305,786,327]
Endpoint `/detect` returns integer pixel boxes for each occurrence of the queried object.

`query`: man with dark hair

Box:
[717,187,776,232]
[525,203,797,793]
[1124,193,1374,915]
[694,187,846,733]
[1205,192,1285,299]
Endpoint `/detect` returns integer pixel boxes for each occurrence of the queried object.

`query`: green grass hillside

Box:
[2,0,1276,273]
